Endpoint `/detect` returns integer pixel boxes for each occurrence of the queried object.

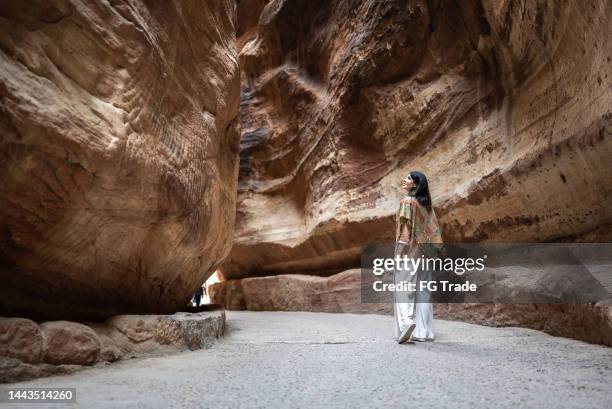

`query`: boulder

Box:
[105,310,226,352]
[1,309,226,382]
[0,0,241,320]
[41,321,101,366]
[0,317,44,364]
[154,311,226,350]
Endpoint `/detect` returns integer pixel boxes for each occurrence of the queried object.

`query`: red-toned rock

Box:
[434,302,612,347]
[0,309,226,382]
[41,321,101,366]
[105,315,158,344]
[211,269,612,346]
[0,318,44,364]
[0,0,240,320]
[222,0,612,280]
[210,269,389,314]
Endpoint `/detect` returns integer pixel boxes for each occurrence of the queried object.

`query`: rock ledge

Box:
[0,309,225,383]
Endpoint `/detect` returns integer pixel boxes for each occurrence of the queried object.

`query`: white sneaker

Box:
[412,334,435,342]
[397,322,416,344]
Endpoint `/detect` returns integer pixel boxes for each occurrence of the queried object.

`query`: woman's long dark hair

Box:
[408,171,432,209]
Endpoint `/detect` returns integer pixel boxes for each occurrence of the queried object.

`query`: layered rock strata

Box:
[223,0,612,279]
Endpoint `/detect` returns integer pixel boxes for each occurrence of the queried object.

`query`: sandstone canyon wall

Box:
[222,0,612,280]
[0,0,240,320]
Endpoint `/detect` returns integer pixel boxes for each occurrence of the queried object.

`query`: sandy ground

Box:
[2,311,611,409]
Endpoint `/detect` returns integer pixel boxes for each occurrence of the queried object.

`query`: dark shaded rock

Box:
[0,0,241,321]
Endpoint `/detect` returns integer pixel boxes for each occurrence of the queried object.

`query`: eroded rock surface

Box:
[210,269,388,314]
[0,1,240,320]
[0,309,225,383]
[210,270,612,346]
[41,321,101,366]
[0,318,44,364]
[223,0,612,280]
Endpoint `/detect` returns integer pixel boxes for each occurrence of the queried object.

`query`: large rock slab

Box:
[105,310,226,353]
[222,0,612,280]
[435,302,612,346]
[210,270,612,346]
[0,1,241,320]
[210,269,388,314]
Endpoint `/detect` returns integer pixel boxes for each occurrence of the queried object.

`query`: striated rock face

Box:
[0,1,240,320]
[222,0,612,280]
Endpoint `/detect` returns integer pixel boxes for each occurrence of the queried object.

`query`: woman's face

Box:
[400,175,415,191]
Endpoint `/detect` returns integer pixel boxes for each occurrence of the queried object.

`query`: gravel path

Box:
[3,311,611,409]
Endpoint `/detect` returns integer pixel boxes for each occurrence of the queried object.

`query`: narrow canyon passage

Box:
[1,0,611,406]
[5,311,611,409]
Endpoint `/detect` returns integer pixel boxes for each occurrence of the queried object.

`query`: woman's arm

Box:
[398,219,411,243]
[397,197,413,243]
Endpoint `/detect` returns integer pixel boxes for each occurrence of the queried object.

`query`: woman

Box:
[393,171,444,344]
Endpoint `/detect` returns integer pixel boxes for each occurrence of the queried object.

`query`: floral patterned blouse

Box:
[396,194,443,248]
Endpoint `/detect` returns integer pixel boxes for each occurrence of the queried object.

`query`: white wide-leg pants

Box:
[393,242,434,340]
